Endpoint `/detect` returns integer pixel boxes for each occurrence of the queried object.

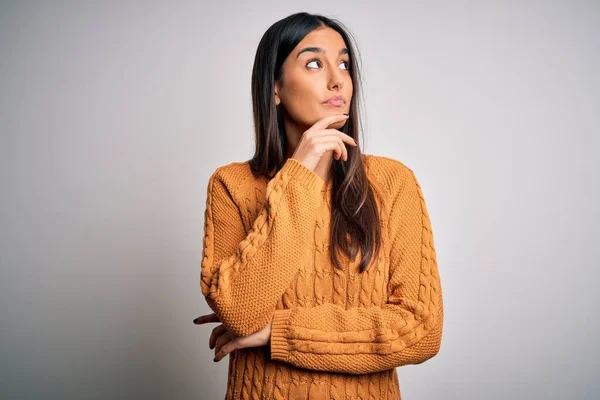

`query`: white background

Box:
[1,1,598,399]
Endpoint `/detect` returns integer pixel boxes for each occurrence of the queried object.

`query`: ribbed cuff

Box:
[280,158,324,192]
[270,308,292,362]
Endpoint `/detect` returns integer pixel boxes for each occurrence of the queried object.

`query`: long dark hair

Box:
[248,12,382,274]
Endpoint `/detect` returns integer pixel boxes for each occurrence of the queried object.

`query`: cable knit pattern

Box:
[200,154,443,399]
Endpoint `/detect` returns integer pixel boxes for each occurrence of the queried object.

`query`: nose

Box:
[328,68,344,91]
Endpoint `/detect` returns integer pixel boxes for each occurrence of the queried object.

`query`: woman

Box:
[194,11,443,400]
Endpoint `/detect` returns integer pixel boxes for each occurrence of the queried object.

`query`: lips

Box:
[325,99,345,107]
[324,95,346,107]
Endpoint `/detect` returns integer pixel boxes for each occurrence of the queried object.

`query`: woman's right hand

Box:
[290,114,357,173]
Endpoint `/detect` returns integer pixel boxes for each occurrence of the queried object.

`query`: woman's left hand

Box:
[193,313,272,362]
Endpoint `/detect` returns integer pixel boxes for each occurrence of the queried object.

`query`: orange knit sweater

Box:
[200,154,443,400]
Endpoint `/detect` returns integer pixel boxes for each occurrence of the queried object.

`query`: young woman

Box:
[194,11,444,400]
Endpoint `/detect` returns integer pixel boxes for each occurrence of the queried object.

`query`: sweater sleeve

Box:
[269,167,444,375]
[200,157,325,337]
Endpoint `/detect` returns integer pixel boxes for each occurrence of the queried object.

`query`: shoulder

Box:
[364,153,415,196]
[210,160,254,184]
[206,160,256,202]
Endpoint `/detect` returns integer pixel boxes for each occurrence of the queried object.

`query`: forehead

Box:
[294,27,347,55]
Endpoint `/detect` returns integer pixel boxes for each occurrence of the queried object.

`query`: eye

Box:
[306,58,351,71]
[306,58,321,69]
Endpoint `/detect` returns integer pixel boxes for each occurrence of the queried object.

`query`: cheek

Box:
[285,84,321,119]
[345,77,353,97]
[290,84,313,102]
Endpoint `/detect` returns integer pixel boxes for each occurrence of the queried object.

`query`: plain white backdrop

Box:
[1,1,598,399]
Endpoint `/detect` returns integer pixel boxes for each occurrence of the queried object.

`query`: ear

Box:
[274,81,281,106]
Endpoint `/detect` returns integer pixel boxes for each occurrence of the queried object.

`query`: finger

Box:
[343,135,355,160]
[340,138,348,161]
[319,129,357,146]
[338,137,349,161]
[313,140,340,160]
[341,132,358,146]
[312,131,355,148]
[193,313,220,324]
[215,337,238,362]
[314,139,349,160]
[209,325,228,349]
[214,332,235,361]
[310,114,349,131]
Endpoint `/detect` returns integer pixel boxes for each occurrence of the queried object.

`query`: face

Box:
[274,27,353,131]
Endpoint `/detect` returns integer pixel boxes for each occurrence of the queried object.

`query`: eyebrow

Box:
[296,47,349,58]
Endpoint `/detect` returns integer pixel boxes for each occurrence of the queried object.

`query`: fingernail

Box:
[213,357,217,362]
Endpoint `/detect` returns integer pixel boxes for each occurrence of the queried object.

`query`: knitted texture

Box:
[200,154,443,400]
